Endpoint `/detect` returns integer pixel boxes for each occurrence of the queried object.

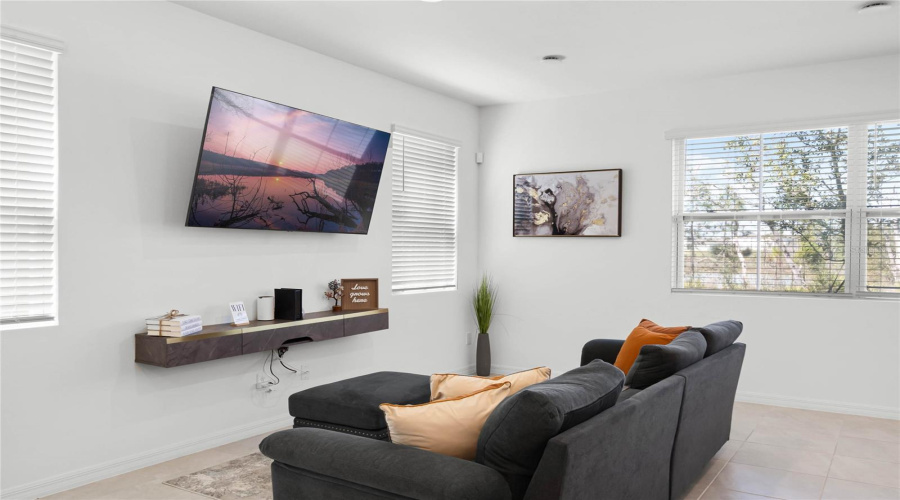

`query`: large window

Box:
[0,32,62,327]
[672,120,900,296]
[391,126,459,293]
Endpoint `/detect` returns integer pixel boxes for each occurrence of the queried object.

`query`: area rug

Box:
[164,452,272,500]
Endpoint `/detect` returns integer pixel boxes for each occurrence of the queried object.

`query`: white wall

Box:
[0,2,479,496]
[479,56,900,417]
[1,2,897,496]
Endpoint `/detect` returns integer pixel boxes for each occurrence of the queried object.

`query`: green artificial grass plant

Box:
[473,274,497,335]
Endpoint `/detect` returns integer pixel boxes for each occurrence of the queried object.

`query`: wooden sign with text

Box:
[341,279,379,311]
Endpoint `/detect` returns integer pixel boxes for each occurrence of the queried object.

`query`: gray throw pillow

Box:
[625,330,706,389]
[694,320,743,357]
[476,360,624,499]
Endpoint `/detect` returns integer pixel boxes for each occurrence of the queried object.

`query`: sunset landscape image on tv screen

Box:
[185,88,391,234]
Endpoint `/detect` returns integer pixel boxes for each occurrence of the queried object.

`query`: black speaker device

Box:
[274,288,303,321]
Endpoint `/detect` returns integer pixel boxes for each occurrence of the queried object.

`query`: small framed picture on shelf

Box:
[341,279,379,311]
[229,301,250,326]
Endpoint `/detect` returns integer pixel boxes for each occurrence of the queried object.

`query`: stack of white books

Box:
[146,314,203,337]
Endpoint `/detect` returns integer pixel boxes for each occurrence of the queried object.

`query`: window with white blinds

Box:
[866,122,900,293]
[391,127,458,293]
[672,120,900,296]
[0,35,61,327]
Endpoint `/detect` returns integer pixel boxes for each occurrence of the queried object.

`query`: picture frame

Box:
[229,301,250,326]
[341,278,379,310]
[513,168,622,237]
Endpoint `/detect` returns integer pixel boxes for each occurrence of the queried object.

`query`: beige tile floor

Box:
[684,403,900,500]
[42,403,899,500]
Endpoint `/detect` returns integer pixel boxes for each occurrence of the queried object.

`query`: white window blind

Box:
[0,36,60,326]
[865,122,900,293]
[673,120,900,296]
[391,127,458,293]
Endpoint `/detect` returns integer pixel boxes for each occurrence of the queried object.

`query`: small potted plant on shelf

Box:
[473,274,498,376]
[325,279,344,312]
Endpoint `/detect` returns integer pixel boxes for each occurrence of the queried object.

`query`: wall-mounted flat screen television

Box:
[185,87,391,234]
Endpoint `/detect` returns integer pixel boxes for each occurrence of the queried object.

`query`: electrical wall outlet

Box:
[256,373,276,391]
[465,331,473,346]
[251,382,280,407]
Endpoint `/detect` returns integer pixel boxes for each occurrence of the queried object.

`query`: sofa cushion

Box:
[430,367,551,400]
[476,360,624,497]
[261,428,514,500]
[694,320,743,357]
[380,382,512,460]
[614,319,691,375]
[625,330,707,389]
[288,371,430,430]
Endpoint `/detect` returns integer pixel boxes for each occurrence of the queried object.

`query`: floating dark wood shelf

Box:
[135,308,388,368]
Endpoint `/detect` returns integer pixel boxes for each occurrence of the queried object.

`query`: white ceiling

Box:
[177,1,900,106]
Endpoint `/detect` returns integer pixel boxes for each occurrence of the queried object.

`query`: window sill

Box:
[671,288,899,300]
[0,318,58,331]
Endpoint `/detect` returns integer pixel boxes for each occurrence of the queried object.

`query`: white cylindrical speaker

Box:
[257,295,275,321]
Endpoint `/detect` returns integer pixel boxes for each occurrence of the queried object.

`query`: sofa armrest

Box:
[525,375,685,500]
[260,428,511,500]
[581,339,625,366]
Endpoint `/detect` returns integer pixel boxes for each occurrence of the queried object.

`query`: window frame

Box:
[0,27,64,330]
[390,125,460,295]
[669,113,900,299]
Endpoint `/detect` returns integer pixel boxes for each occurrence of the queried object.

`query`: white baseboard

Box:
[456,364,528,376]
[465,365,898,421]
[461,364,899,421]
[453,363,476,375]
[1,414,291,500]
[491,364,899,421]
[490,364,529,375]
[736,391,899,421]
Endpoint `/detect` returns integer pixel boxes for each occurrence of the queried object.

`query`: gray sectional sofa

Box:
[260,321,745,500]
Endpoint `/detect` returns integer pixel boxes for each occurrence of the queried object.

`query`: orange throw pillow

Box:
[380,382,511,460]
[613,319,690,375]
[429,367,551,401]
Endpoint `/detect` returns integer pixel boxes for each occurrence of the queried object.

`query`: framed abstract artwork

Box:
[513,169,622,237]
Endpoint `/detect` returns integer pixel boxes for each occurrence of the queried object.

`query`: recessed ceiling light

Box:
[858,2,892,14]
[542,55,566,63]
[421,0,443,3]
